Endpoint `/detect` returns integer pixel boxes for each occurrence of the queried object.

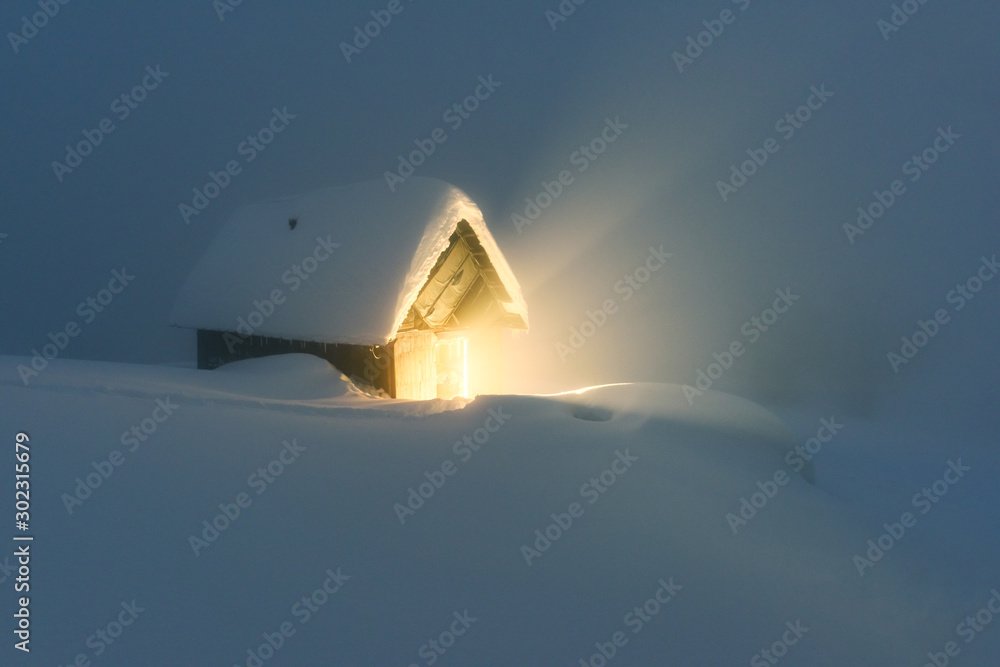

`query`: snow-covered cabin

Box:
[170,178,528,400]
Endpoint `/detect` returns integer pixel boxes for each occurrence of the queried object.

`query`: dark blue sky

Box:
[2,0,998,417]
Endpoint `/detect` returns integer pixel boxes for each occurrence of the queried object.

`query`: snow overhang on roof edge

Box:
[386,187,529,343]
[169,178,528,347]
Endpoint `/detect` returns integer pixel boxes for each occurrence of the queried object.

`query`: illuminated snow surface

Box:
[2,353,998,665]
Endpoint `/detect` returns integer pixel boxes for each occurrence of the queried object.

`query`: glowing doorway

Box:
[435,335,468,399]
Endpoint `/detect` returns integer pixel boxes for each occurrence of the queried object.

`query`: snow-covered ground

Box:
[3,353,997,665]
[2,4,997,664]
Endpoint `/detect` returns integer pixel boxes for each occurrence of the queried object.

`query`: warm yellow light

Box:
[461,336,469,399]
[434,335,469,400]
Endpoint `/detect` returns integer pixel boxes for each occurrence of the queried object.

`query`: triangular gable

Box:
[399,219,527,334]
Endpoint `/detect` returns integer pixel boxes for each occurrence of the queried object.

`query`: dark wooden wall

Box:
[197,329,395,396]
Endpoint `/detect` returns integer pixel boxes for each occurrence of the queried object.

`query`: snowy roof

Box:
[170,178,528,345]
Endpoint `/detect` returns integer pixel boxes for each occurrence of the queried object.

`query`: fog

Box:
[3,0,997,420]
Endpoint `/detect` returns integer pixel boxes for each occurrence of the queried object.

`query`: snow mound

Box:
[549,383,808,481]
[555,382,795,442]
[211,354,362,401]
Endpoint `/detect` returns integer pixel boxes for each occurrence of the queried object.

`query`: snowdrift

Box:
[0,355,963,665]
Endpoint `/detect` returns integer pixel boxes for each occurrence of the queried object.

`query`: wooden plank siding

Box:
[393,330,438,400]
